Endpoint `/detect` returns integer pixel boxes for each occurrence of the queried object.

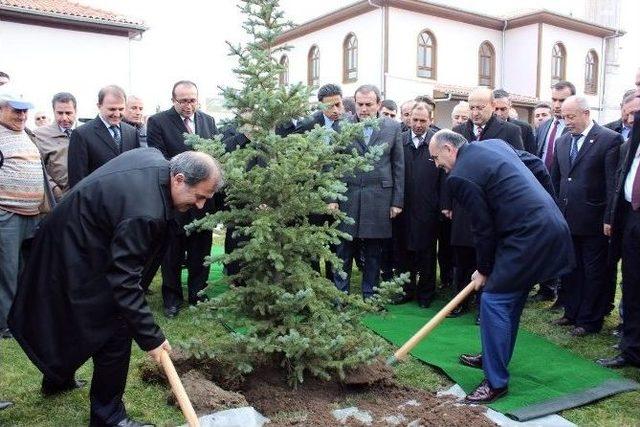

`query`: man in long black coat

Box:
[429,131,573,404]
[9,148,223,426]
[394,104,442,307]
[147,80,219,317]
[493,89,537,154]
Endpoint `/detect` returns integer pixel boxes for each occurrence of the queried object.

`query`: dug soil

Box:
[140,349,495,426]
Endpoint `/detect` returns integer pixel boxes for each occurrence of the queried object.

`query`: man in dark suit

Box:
[430,131,573,403]
[493,89,536,154]
[333,84,404,299]
[393,104,442,307]
[67,85,140,188]
[604,90,637,135]
[551,95,622,336]
[9,149,223,427]
[598,104,640,368]
[147,80,218,318]
[447,87,523,319]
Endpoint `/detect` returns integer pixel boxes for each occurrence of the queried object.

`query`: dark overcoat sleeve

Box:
[604,133,623,225]
[506,125,524,150]
[518,151,555,198]
[390,125,405,208]
[447,175,496,275]
[107,217,166,351]
[522,124,537,155]
[146,115,168,159]
[550,144,561,204]
[67,129,88,188]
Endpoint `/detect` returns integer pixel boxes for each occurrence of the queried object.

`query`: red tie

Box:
[632,166,640,210]
[183,117,193,134]
[544,120,559,169]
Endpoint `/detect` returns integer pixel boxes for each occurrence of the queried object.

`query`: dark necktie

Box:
[64,129,72,138]
[184,117,193,134]
[569,134,581,166]
[476,126,483,141]
[544,120,559,169]
[632,164,640,211]
[110,125,121,149]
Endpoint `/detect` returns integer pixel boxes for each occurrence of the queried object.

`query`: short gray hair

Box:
[170,151,224,190]
[431,129,467,149]
[565,95,590,111]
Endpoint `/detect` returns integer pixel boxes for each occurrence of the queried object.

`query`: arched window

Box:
[279,55,289,86]
[307,45,320,87]
[551,43,567,85]
[343,33,358,82]
[417,29,437,79]
[478,41,495,87]
[584,49,598,94]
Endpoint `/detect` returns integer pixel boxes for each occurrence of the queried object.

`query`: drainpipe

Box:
[500,19,507,88]
[368,0,385,96]
[600,30,623,123]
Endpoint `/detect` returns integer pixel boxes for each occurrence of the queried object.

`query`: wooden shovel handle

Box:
[160,350,200,427]
[392,281,476,362]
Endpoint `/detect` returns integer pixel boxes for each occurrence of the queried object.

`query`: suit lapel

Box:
[120,124,137,152]
[93,118,119,156]
[569,124,597,172]
[170,109,189,134]
[479,115,499,140]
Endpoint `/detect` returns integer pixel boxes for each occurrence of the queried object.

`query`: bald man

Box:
[451,101,470,127]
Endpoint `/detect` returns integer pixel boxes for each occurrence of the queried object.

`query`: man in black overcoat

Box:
[9,148,223,426]
[429,130,573,404]
[393,104,442,307]
[493,89,537,154]
[147,80,219,317]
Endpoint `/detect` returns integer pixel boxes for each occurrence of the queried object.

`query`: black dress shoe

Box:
[0,328,13,339]
[189,294,209,306]
[393,295,413,305]
[570,326,592,337]
[115,417,155,427]
[530,291,555,302]
[42,378,87,396]
[459,353,483,369]
[464,379,508,404]
[418,299,432,309]
[552,317,573,326]
[447,304,468,318]
[596,354,640,369]
[163,306,180,318]
[549,300,564,311]
[0,400,13,410]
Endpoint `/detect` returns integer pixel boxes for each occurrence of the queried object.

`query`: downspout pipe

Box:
[501,19,507,89]
[600,30,623,123]
[368,0,385,96]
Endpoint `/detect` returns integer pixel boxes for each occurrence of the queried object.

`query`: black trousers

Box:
[394,241,437,303]
[380,238,394,281]
[621,204,640,364]
[161,228,212,309]
[437,218,454,287]
[89,318,133,426]
[453,245,476,307]
[562,234,609,332]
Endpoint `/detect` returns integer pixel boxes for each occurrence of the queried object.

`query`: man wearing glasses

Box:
[147,80,218,319]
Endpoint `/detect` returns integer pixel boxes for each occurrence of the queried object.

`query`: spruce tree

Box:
[185,0,403,386]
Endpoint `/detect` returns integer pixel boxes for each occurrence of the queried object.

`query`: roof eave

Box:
[507,10,623,37]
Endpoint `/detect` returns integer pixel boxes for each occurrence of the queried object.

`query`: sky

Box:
[78,0,633,113]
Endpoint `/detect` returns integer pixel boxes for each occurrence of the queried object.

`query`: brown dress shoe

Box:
[464,379,508,404]
[459,353,483,369]
[552,317,573,326]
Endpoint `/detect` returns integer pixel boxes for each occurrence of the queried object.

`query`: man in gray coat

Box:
[332,84,404,298]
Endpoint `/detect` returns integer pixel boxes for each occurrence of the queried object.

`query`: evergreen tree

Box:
[185,0,403,386]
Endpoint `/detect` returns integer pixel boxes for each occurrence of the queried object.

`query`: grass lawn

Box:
[1,260,638,426]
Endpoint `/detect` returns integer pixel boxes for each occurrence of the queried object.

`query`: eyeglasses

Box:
[469,105,487,111]
[36,116,47,120]
[174,98,198,105]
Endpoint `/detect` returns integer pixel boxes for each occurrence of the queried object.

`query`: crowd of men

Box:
[0,66,640,424]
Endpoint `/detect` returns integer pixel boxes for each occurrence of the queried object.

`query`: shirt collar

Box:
[323,114,334,127]
[99,115,119,130]
[575,120,595,139]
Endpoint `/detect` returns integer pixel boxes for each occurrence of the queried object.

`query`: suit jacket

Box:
[535,117,570,158]
[147,107,217,158]
[551,122,622,236]
[294,110,335,134]
[516,149,555,198]
[453,115,524,150]
[508,117,537,154]
[604,118,623,134]
[33,123,72,199]
[9,148,169,383]
[67,116,139,187]
[447,140,573,293]
[394,130,442,251]
[339,116,404,239]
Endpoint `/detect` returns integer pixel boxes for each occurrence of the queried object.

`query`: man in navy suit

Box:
[68,85,140,188]
[551,95,622,336]
[429,130,573,404]
[147,80,218,318]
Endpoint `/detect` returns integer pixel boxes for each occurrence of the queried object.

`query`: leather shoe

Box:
[0,400,13,410]
[596,354,640,369]
[475,314,480,325]
[552,317,573,326]
[418,299,432,309]
[447,304,468,318]
[530,292,555,302]
[464,379,508,404]
[163,306,180,318]
[115,417,155,427]
[570,326,591,337]
[0,328,13,339]
[549,300,564,311]
[42,378,86,396]
[459,353,483,369]
[189,294,209,306]
[393,295,413,305]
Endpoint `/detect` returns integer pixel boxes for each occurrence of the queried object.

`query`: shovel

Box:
[386,281,476,365]
[160,350,200,427]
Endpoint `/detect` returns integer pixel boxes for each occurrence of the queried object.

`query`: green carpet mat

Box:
[362,301,639,421]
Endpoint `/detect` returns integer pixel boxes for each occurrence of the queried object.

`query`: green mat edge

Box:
[506,378,640,421]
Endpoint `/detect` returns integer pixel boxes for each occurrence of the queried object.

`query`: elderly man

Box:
[34,111,50,127]
[400,100,417,132]
[0,90,46,411]
[147,80,219,318]
[9,149,223,427]
[451,101,470,127]
[429,130,573,403]
[493,89,536,154]
[123,95,147,147]
[533,103,552,129]
[33,92,78,201]
[332,84,404,299]
[68,85,140,187]
[551,95,622,336]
